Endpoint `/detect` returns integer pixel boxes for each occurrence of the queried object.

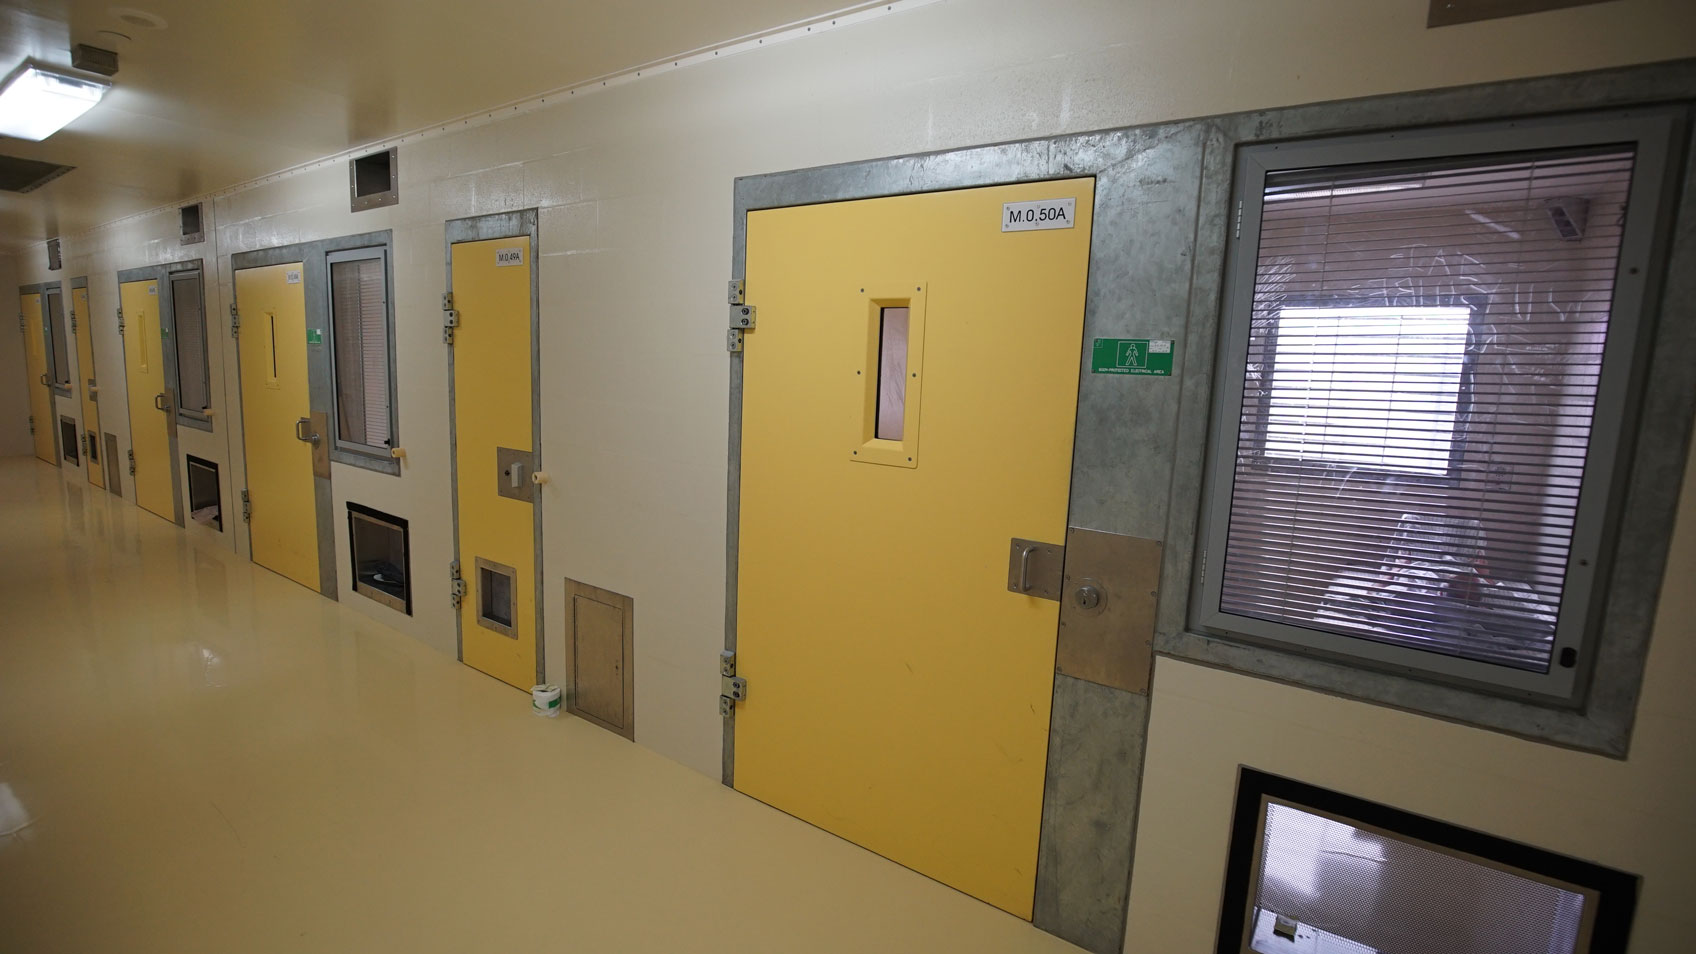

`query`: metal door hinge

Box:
[1234,200,1243,240]
[727,279,745,306]
[69,310,77,334]
[718,649,747,717]
[80,433,87,456]
[26,415,34,435]
[229,303,240,338]
[449,559,466,608]
[127,449,135,475]
[116,307,125,336]
[240,489,251,523]
[728,304,755,352]
[16,313,23,334]
[442,292,459,344]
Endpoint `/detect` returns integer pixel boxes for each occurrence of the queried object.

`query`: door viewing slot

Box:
[1218,768,1638,954]
[475,557,518,637]
[876,306,909,440]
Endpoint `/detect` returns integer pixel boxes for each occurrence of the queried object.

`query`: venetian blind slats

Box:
[1218,147,1635,674]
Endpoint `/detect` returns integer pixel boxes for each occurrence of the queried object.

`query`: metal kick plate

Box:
[309,411,331,480]
[1055,528,1162,695]
[1007,538,1065,602]
[495,446,536,502]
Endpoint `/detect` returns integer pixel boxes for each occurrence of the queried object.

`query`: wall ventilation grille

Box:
[0,155,75,193]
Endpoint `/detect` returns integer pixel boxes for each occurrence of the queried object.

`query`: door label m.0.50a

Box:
[1002,197,1076,232]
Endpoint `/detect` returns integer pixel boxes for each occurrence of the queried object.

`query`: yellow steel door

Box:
[235,264,320,591]
[19,293,56,464]
[73,286,104,489]
[735,179,1094,918]
[451,236,537,690]
[119,279,175,521]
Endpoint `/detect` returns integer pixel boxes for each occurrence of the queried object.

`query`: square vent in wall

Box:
[0,154,74,193]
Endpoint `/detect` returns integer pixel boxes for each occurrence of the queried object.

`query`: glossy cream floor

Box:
[0,459,1080,954]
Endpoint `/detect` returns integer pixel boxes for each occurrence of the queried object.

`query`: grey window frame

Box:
[324,245,399,469]
[1193,109,1681,705]
[168,266,213,432]
[42,286,72,397]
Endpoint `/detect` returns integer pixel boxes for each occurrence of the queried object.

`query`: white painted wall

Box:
[9,0,1696,949]
[1131,437,1696,951]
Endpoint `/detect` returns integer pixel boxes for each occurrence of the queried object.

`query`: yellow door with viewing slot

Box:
[119,278,176,522]
[73,286,104,489]
[236,263,321,591]
[19,293,55,464]
[450,235,538,690]
[734,179,1094,918]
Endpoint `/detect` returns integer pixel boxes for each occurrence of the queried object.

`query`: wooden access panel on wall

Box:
[564,579,635,740]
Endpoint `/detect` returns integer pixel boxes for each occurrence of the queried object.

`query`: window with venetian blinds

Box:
[172,273,210,414]
[1208,143,1638,683]
[330,254,392,451]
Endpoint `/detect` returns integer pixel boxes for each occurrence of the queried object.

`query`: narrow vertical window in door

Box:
[876,307,909,441]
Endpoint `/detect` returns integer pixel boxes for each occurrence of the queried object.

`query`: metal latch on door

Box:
[718,649,747,717]
[1007,538,1065,601]
[294,417,320,445]
[495,447,538,503]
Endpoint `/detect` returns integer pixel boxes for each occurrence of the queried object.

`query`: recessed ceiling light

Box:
[109,7,167,30]
[0,65,112,141]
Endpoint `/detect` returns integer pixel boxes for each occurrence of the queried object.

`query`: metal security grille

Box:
[1252,802,1587,954]
[1219,146,1636,673]
[330,255,391,449]
[171,273,210,413]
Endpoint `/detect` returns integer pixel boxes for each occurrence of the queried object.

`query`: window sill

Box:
[331,446,401,476]
[51,385,72,399]
[176,412,213,433]
[1153,628,1632,757]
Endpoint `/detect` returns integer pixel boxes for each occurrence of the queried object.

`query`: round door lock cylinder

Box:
[1072,580,1106,614]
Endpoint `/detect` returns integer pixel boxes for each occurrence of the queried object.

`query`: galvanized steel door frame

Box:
[443,209,545,687]
[19,280,65,466]
[724,59,1696,954]
[230,233,390,600]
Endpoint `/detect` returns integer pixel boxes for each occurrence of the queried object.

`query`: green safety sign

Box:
[1091,338,1172,376]
[305,328,323,345]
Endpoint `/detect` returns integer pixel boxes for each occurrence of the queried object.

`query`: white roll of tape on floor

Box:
[531,684,562,718]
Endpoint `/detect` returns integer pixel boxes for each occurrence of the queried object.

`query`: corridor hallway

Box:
[0,458,1077,954]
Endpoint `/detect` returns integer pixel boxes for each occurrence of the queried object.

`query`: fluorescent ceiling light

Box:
[1266,181,1423,202]
[0,65,110,141]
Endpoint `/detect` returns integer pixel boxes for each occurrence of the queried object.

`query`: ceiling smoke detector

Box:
[108,7,167,30]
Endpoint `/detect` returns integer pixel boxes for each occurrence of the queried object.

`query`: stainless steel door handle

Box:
[509,460,525,488]
[153,392,168,411]
[1018,544,1038,592]
[295,417,320,445]
[40,373,50,386]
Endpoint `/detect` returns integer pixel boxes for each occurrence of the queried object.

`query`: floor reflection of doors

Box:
[234,263,323,592]
[734,179,1095,918]
[72,284,104,489]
